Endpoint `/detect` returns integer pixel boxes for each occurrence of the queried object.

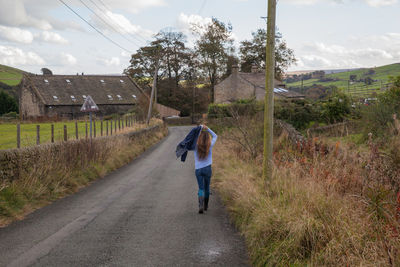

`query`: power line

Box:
[58,0,132,53]
[93,0,149,43]
[198,0,207,15]
[78,0,143,47]
[86,0,147,45]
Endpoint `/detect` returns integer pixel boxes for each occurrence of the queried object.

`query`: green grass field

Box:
[286,63,400,91]
[0,64,24,86]
[0,120,138,150]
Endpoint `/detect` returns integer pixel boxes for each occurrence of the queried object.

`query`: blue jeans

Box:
[195,165,212,198]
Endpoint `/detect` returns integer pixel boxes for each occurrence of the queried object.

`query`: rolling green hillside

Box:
[0,64,24,86]
[286,63,400,91]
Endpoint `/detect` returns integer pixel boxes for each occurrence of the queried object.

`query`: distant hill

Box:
[285,63,400,91]
[0,64,25,86]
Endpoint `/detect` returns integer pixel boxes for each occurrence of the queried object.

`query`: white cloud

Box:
[282,0,398,6]
[92,10,153,40]
[0,45,45,66]
[365,0,398,7]
[98,0,167,14]
[61,52,77,65]
[0,0,53,30]
[176,13,212,34]
[99,57,121,66]
[121,51,131,57]
[304,42,394,59]
[37,31,68,44]
[0,25,33,43]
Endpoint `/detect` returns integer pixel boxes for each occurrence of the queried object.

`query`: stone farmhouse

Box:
[19,74,179,120]
[214,65,304,104]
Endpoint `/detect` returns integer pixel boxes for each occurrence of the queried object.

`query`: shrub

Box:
[0,91,18,115]
[274,99,320,130]
[320,93,351,124]
[361,85,400,140]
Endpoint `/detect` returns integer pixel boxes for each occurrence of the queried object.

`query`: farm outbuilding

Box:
[214,65,305,104]
[19,74,145,120]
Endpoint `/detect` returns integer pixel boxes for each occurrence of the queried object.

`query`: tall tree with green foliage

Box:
[192,17,234,103]
[239,28,296,80]
[0,91,18,115]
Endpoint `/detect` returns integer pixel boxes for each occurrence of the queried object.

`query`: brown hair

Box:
[197,130,211,160]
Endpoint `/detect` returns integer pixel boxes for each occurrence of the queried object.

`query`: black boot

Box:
[198,196,204,214]
[204,197,209,211]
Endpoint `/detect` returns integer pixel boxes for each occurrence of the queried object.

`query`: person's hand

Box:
[203,125,208,131]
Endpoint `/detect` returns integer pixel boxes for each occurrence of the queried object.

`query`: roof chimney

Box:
[251,64,258,73]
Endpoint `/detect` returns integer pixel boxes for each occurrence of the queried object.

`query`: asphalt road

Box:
[0,126,249,267]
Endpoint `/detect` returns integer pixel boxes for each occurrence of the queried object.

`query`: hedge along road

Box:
[0,126,249,267]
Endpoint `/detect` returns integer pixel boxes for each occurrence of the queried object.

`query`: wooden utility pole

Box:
[263,0,276,184]
[147,61,159,125]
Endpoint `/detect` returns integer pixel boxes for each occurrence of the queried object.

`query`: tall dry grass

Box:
[213,125,400,266]
[0,120,167,226]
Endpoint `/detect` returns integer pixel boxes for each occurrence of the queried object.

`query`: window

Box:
[100,79,105,83]
[117,94,123,100]
[44,79,49,83]
[107,95,113,100]
[120,79,124,83]
[66,79,71,83]
[53,96,59,101]
[82,95,87,99]
[71,95,76,101]
[132,94,137,99]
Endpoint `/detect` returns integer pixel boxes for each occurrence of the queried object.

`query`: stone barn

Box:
[19,74,145,120]
[215,65,304,104]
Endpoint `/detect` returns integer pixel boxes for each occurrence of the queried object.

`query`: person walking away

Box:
[194,125,217,214]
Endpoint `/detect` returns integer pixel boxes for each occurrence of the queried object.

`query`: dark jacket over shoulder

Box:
[176,126,202,162]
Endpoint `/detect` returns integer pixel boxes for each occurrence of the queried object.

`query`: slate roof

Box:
[238,72,304,99]
[24,74,144,106]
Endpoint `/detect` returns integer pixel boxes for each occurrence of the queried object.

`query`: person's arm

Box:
[207,128,218,146]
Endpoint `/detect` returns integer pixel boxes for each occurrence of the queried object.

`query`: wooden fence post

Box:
[64,125,67,141]
[110,121,113,135]
[114,118,117,133]
[106,121,109,136]
[118,117,121,131]
[93,119,96,138]
[85,122,88,139]
[75,121,78,140]
[36,125,40,145]
[101,120,103,136]
[17,123,21,148]
[51,124,54,143]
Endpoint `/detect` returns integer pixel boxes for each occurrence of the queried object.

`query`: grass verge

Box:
[213,136,399,266]
[0,120,167,227]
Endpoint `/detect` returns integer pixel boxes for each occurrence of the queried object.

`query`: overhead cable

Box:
[58,0,133,53]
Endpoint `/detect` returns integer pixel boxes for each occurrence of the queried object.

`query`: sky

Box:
[0,0,399,75]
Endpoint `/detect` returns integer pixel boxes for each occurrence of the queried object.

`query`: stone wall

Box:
[19,84,45,120]
[215,73,255,104]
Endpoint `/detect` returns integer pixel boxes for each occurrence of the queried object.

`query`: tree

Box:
[41,68,53,75]
[153,30,189,94]
[239,28,296,80]
[349,74,357,82]
[0,91,18,115]
[192,17,234,103]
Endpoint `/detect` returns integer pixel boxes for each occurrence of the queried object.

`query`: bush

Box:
[361,85,400,140]
[208,99,262,118]
[0,91,18,115]
[320,93,351,124]
[274,99,320,130]
[1,111,18,119]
